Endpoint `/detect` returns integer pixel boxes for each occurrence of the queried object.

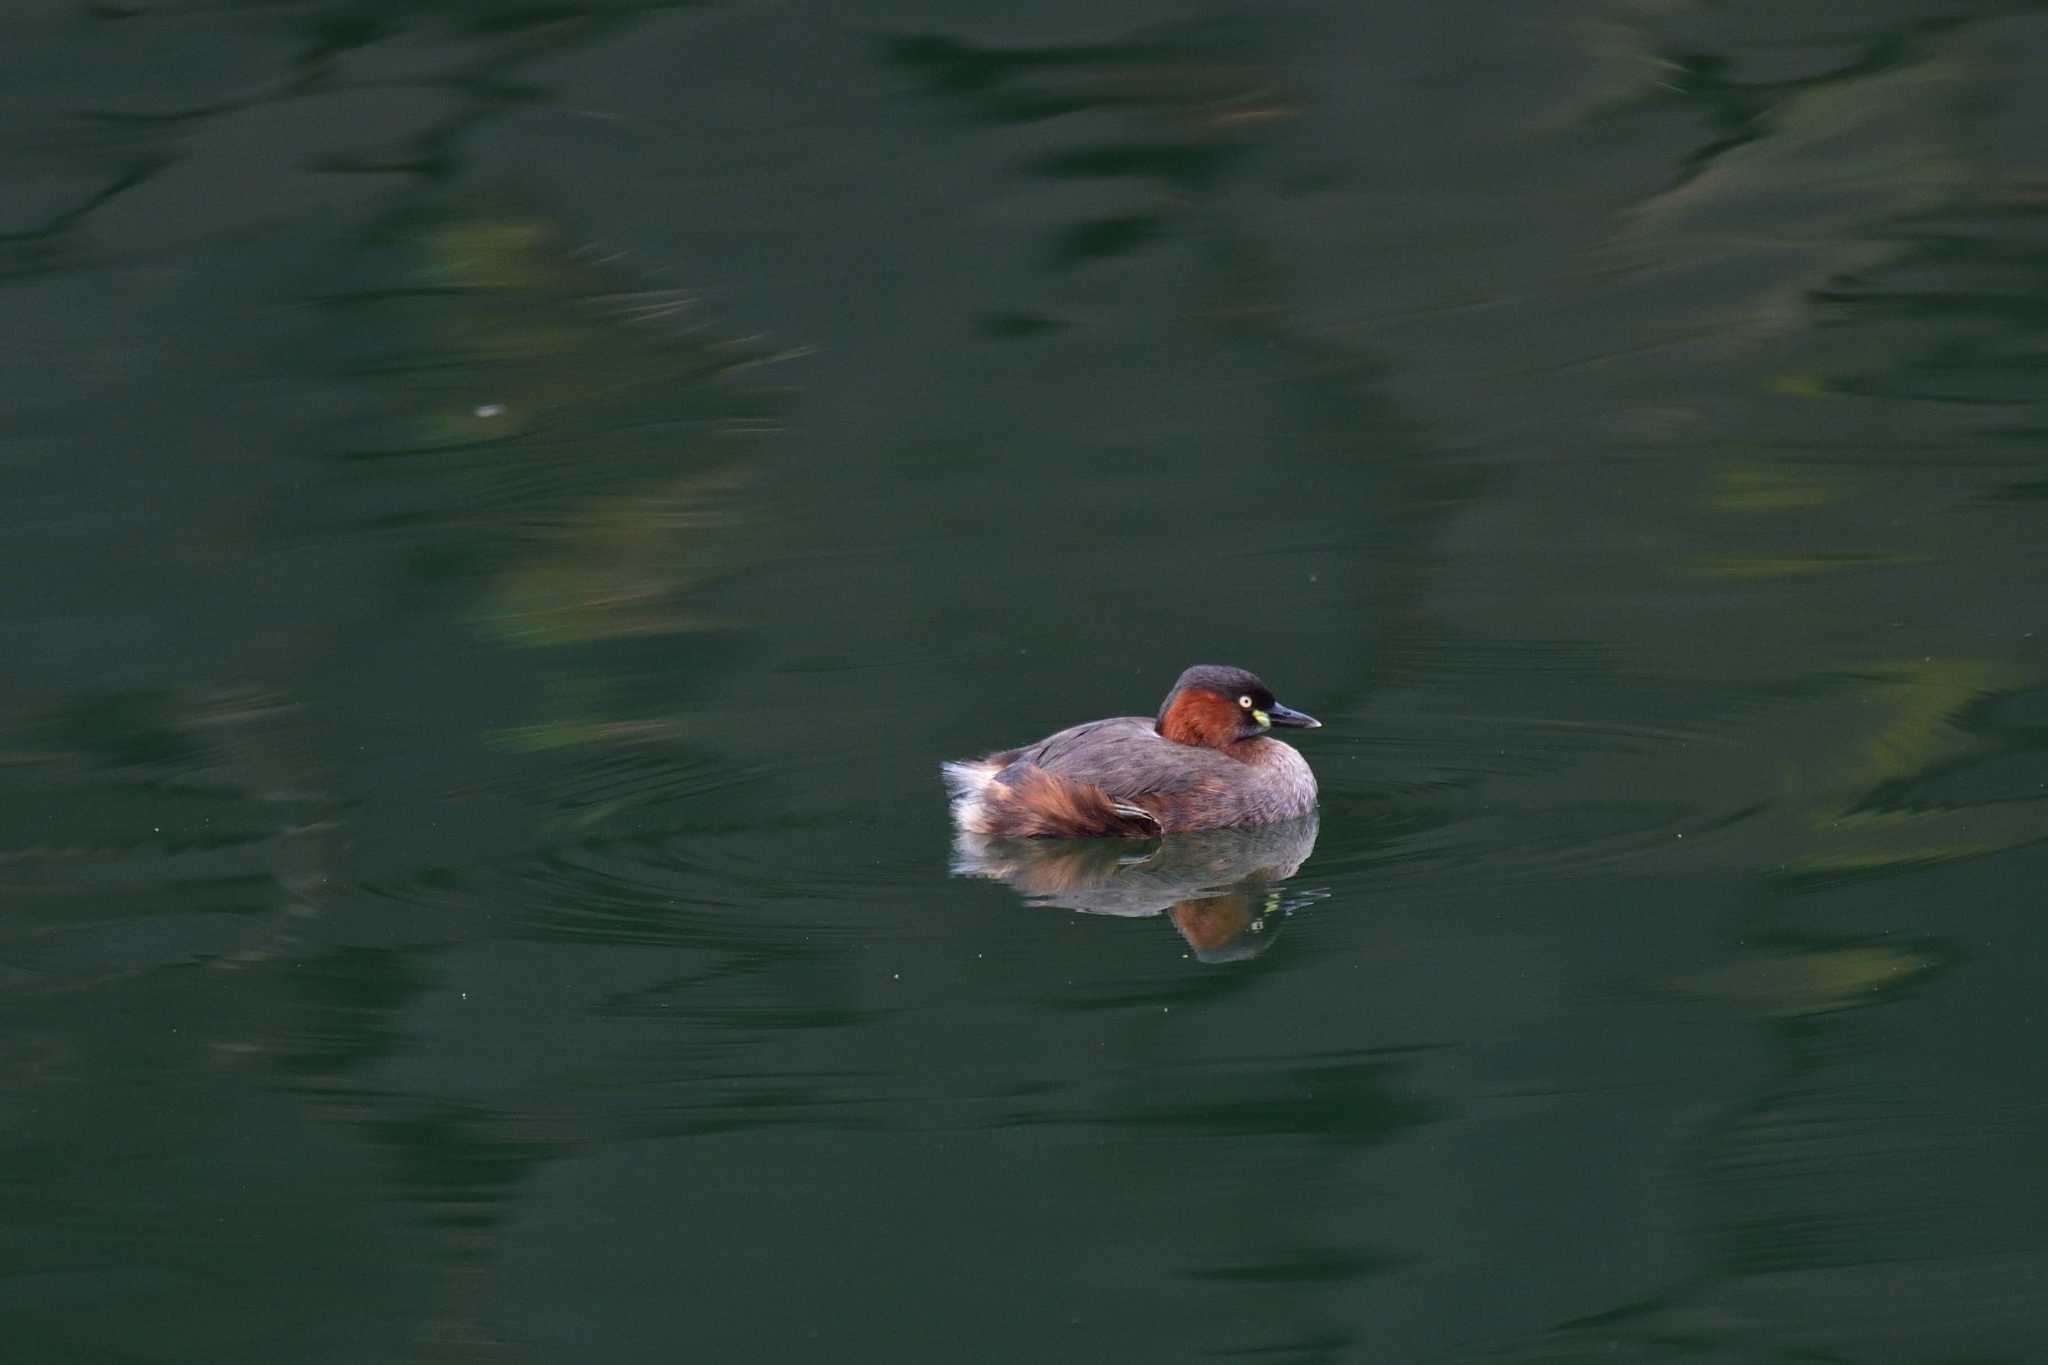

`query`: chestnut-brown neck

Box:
[1157,688,1247,750]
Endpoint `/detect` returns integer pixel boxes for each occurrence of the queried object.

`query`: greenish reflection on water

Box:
[2,2,2046,1363]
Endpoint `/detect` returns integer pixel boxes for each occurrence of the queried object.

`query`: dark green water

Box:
[5,2,2047,1361]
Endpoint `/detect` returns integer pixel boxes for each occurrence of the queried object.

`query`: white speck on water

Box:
[475,403,506,419]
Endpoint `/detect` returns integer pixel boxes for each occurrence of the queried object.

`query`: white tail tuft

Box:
[941,759,1001,833]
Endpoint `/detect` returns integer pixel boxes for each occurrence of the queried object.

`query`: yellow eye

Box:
[1239,695,1254,709]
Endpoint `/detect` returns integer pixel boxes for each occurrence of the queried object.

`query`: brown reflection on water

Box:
[952,815,1320,962]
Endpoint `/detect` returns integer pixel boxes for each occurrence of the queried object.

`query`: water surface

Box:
[4,2,2046,1361]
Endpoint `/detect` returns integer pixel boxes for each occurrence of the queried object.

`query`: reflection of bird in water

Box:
[951,814,1321,962]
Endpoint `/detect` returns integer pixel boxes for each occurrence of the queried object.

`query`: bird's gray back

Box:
[1012,716,1241,800]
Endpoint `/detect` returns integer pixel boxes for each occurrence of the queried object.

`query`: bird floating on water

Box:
[943,664,1321,838]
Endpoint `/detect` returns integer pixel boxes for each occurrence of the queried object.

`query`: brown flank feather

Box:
[976,765,1162,838]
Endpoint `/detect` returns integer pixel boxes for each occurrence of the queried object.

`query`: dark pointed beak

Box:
[1265,701,1321,729]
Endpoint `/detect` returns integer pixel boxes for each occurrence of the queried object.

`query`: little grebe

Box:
[943,664,1321,837]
